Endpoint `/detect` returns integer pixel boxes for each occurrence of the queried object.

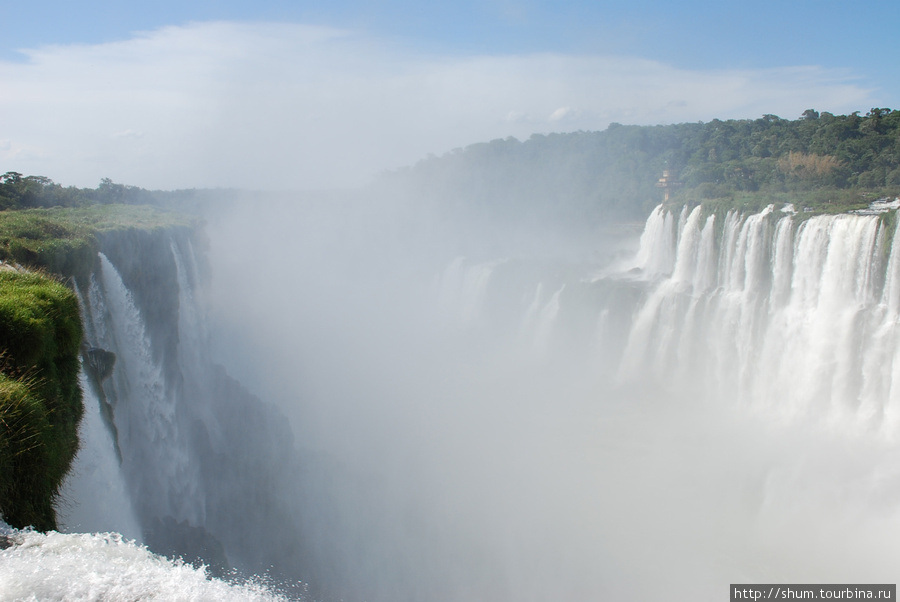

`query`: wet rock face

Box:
[84,347,116,382]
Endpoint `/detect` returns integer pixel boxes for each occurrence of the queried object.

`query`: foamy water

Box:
[0,521,290,602]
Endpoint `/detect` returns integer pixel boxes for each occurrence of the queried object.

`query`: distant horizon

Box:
[4,107,894,194]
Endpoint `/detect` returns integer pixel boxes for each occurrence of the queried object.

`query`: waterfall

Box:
[94,252,204,525]
[15,201,900,601]
[632,203,677,276]
[522,282,566,353]
[618,204,897,427]
[58,371,142,540]
[56,284,141,540]
[436,257,507,325]
[60,230,309,588]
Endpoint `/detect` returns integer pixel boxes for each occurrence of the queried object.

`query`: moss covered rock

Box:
[0,270,83,530]
[0,203,198,530]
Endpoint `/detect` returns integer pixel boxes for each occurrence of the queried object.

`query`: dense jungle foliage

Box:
[382,108,900,223]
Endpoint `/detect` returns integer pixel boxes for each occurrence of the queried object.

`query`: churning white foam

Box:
[0,521,289,602]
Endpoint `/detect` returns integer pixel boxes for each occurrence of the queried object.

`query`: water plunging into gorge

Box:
[5,200,900,601]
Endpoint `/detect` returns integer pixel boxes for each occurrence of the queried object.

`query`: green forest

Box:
[5,108,900,226]
[0,174,233,213]
[382,108,900,225]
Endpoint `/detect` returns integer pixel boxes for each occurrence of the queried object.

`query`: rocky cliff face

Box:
[74,224,311,583]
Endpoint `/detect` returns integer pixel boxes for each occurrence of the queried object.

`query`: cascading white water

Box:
[522,282,566,353]
[54,231,313,594]
[92,252,204,525]
[632,203,678,276]
[0,521,288,602]
[414,203,900,597]
[172,241,208,381]
[57,372,142,541]
[57,287,141,540]
[619,203,899,428]
[14,199,900,601]
[435,256,507,325]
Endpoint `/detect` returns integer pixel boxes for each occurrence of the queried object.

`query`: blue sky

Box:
[1,0,898,189]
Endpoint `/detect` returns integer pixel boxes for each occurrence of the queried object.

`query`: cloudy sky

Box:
[1,0,897,190]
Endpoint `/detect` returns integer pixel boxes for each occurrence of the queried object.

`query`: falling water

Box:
[10,200,900,601]
[92,252,204,525]
[620,204,896,426]
[57,372,142,541]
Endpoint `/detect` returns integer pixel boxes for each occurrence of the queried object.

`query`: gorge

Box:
[3,195,900,601]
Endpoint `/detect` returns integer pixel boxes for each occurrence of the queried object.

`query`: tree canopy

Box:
[380,108,900,223]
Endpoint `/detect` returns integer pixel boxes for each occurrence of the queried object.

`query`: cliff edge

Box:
[0,204,199,530]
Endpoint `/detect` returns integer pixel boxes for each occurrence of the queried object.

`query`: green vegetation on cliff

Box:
[0,270,82,531]
[0,205,199,281]
[0,172,237,214]
[0,203,198,530]
[0,211,96,281]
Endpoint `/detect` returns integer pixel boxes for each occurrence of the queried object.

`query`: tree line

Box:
[0,174,157,210]
[380,108,900,224]
[5,109,900,222]
[0,173,239,213]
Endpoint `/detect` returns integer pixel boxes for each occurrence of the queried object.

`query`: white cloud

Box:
[505,111,531,123]
[0,21,876,190]
[549,106,577,122]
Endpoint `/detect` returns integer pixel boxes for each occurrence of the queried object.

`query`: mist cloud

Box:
[0,21,874,189]
[549,106,576,121]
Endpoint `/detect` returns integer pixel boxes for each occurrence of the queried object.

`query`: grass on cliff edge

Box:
[0,204,199,280]
[0,270,83,531]
[0,203,195,530]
